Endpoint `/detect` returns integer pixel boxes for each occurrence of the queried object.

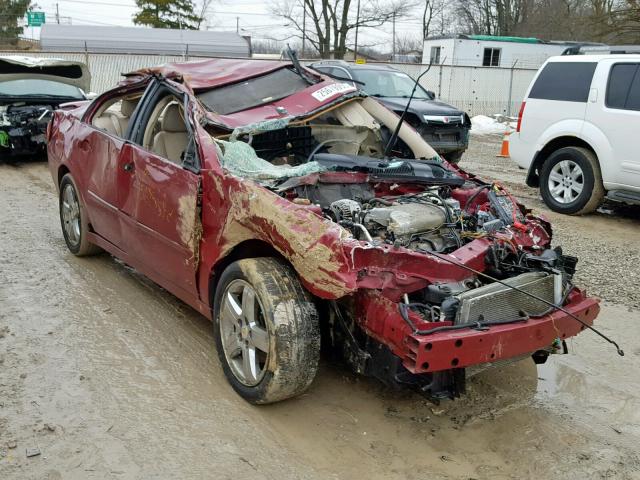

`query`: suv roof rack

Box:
[562,44,640,55]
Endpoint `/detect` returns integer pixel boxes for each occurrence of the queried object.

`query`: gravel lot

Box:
[0,138,639,480]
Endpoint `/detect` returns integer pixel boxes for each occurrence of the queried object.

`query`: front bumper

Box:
[0,126,47,158]
[358,289,599,375]
[418,124,470,154]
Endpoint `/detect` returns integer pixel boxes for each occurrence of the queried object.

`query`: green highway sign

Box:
[27,11,46,27]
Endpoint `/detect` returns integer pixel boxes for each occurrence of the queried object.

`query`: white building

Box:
[422,35,590,69]
[40,24,251,58]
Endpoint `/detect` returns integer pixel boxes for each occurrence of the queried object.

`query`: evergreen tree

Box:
[133,0,202,30]
[0,0,32,46]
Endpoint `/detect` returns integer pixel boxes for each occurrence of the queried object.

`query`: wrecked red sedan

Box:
[47,58,599,404]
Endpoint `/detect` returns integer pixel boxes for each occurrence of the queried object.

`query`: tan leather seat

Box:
[116,99,138,135]
[93,113,121,136]
[152,104,188,164]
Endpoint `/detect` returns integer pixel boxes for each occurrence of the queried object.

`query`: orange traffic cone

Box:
[496,131,510,158]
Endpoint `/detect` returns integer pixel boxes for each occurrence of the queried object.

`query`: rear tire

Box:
[213,257,320,404]
[59,173,102,256]
[539,147,604,215]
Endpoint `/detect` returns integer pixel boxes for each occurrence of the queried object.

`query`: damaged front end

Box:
[202,82,599,403]
[277,168,597,401]
[0,104,53,156]
[0,56,89,158]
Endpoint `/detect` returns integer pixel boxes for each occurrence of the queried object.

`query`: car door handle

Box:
[123,162,134,172]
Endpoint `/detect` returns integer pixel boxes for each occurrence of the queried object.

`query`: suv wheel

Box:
[213,257,320,404]
[539,147,604,215]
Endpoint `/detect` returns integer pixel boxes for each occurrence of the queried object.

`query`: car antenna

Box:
[417,248,625,357]
[383,61,433,158]
[285,44,315,85]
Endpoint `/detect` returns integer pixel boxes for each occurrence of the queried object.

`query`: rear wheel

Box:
[59,174,102,256]
[213,257,320,404]
[539,147,604,215]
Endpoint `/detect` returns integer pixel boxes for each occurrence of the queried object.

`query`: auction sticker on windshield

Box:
[311,83,357,102]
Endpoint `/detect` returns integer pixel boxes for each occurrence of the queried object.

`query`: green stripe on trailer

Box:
[468,35,541,44]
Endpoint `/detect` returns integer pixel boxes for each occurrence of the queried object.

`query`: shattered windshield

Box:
[0,79,84,98]
[353,70,432,99]
[197,67,312,115]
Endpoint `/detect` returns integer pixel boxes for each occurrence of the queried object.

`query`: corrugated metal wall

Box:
[40,25,251,58]
[0,51,538,116]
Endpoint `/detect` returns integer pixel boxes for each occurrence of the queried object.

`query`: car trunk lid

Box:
[0,56,91,92]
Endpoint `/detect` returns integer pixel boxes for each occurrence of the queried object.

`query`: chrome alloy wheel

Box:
[219,280,270,386]
[61,183,81,247]
[548,159,584,204]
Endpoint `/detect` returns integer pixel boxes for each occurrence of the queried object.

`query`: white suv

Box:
[510,54,640,214]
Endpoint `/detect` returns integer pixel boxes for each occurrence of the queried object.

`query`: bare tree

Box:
[271,0,416,59]
[452,0,532,36]
[395,34,423,54]
[422,0,446,39]
[196,0,214,29]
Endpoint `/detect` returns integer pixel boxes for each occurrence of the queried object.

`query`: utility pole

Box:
[302,1,306,59]
[236,16,239,33]
[56,3,60,24]
[354,0,360,61]
[392,12,396,61]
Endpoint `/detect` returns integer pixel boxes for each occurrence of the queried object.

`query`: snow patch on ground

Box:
[471,115,516,136]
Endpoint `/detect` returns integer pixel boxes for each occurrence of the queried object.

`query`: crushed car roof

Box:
[124,57,363,130]
[123,58,291,91]
[0,55,91,92]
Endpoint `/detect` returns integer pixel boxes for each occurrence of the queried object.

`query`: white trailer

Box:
[422,35,581,69]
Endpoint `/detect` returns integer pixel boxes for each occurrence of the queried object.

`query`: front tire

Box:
[59,173,102,256]
[539,147,604,215]
[213,257,320,404]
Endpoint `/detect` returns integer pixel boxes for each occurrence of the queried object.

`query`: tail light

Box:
[516,102,526,132]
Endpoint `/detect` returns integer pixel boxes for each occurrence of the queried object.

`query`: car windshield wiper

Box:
[285,45,316,85]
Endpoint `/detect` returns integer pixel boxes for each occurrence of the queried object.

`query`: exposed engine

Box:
[328,191,462,253]
[0,104,53,156]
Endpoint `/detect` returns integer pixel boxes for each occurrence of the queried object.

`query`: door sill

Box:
[606,190,640,206]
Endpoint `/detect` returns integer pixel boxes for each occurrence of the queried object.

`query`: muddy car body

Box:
[0,56,90,158]
[47,58,599,403]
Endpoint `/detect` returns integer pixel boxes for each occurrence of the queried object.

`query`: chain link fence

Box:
[383,62,538,117]
[0,50,539,117]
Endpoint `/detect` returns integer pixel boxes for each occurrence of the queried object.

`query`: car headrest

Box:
[161,103,186,133]
[121,99,138,117]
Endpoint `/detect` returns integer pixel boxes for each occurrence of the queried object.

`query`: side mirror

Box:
[85,92,98,100]
[426,90,436,100]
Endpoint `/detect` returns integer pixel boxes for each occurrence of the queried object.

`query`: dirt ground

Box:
[1,137,639,480]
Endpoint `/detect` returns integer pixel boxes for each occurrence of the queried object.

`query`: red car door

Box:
[116,117,201,299]
[81,127,127,248]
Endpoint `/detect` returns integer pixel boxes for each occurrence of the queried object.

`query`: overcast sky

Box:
[25,0,427,52]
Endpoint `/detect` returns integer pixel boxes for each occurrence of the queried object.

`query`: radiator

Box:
[455,272,558,325]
